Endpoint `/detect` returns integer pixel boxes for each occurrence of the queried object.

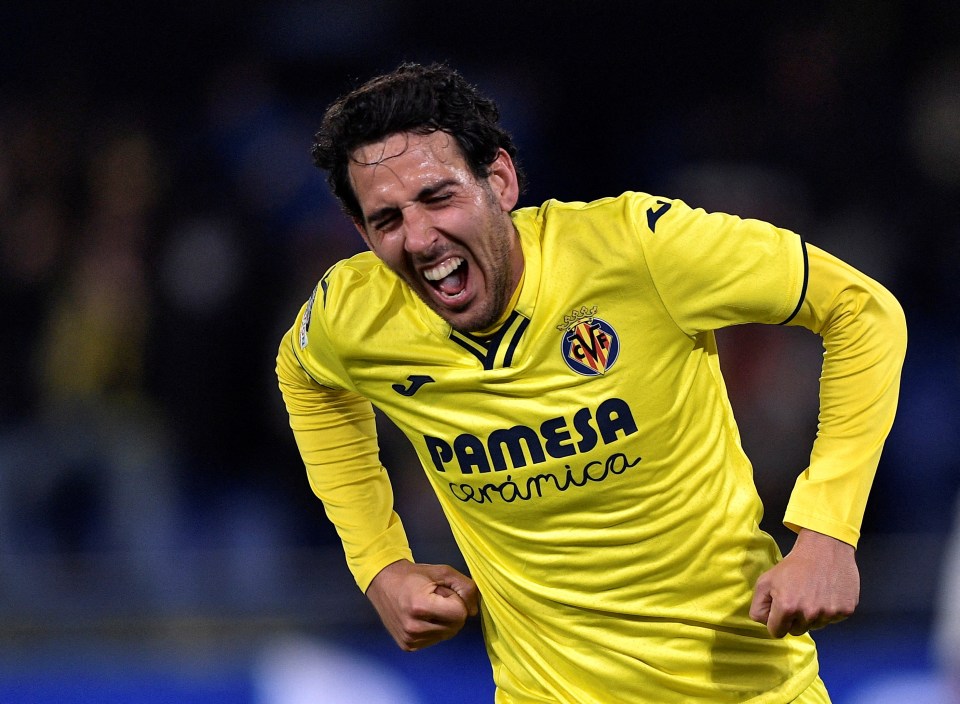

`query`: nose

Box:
[402,206,438,254]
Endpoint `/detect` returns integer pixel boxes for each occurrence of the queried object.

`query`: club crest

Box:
[557,306,620,376]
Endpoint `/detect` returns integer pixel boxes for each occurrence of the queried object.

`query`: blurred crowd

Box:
[0,0,958,682]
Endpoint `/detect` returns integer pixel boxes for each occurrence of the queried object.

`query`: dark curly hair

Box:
[311,62,526,222]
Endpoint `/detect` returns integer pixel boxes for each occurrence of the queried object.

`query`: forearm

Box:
[783,244,907,546]
[277,331,413,590]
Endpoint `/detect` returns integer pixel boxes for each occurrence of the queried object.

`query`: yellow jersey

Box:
[277,191,906,703]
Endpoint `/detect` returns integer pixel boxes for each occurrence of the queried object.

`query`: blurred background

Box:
[1,1,958,702]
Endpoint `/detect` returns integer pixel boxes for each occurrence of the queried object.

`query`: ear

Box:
[485,148,520,212]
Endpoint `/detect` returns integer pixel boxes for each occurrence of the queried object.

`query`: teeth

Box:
[424,257,464,281]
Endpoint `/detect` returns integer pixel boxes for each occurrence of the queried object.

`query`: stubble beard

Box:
[406,218,517,334]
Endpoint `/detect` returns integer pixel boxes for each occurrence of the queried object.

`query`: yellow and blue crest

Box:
[557,306,620,376]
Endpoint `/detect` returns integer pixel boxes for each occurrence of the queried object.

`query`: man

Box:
[276,62,907,703]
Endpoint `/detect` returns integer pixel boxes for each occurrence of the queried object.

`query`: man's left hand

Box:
[749,528,860,638]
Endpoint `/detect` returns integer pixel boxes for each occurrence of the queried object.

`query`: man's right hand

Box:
[365,559,480,651]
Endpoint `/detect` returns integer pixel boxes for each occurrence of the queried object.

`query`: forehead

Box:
[348,131,473,204]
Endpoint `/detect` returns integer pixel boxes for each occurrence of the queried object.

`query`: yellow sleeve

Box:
[782,244,907,547]
[633,196,806,334]
[276,326,413,591]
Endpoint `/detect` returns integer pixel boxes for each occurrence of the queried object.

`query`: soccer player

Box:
[276,62,907,703]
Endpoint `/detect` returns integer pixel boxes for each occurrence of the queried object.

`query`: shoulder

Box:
[321,251,391,298]
[300,250,439,348]
[512,193,680,260]
[308,251,405,321]
[288,251,405,346]
[280,251,411,388]
[515,191,676,231]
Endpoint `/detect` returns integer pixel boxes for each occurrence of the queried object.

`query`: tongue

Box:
[437,268,466,296]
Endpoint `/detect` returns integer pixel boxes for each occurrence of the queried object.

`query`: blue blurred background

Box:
[1,2,959,702]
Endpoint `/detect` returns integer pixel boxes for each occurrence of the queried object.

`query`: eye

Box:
[371,212,401,233]
[425,192,453,206]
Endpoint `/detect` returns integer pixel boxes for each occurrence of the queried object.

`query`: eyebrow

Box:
[365,179,459,227]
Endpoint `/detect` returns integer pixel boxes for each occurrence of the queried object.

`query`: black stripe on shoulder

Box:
[778,239,809,325]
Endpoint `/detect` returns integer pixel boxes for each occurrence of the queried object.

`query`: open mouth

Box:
[423,256,468,300]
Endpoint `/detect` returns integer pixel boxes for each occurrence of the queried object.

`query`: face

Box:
[348,130,523,333]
